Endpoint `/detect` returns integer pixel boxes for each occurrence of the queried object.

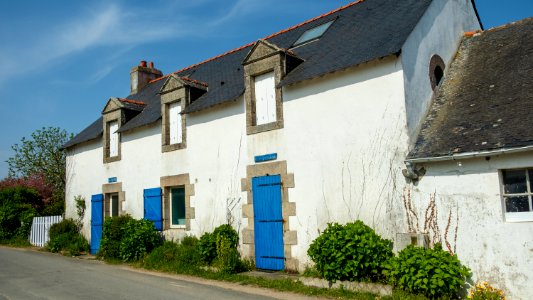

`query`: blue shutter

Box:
[144,188,163,231]
[252,175,284,270]
[90,194,104,255]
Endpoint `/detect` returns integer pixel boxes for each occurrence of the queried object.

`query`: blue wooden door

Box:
[252,175,284,270]
[90,194,104,255]
[144,188,162,231]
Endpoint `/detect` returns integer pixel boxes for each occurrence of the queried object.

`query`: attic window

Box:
[293,20,334,46]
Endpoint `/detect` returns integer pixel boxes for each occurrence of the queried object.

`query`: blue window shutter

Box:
[143,188,163,231]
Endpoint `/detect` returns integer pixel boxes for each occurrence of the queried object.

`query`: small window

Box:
[254,71,276,125]
[501,169,533,222]
[429,55,445,90]
[111,194,119,217]
[169,102,182,145]
[109,121,119,157]
[170,187,186,227]
[293,20,334,46]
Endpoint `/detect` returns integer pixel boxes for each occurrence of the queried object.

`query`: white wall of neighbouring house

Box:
[409,152,533,299]
[401,0,481,142]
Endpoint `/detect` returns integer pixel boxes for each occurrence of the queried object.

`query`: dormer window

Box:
[159,74,207,152]
[108,120,119,157]
[292,20,334,47]
[168,101,183,145]
[254,71,276,125]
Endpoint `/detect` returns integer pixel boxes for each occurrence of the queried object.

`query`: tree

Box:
[6,127,73,215]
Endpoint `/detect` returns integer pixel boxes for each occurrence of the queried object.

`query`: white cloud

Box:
[0,0,276,86]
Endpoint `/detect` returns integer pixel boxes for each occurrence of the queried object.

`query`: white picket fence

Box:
[29,215,63,247]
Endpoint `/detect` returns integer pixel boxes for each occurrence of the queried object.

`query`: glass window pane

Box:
[502,170,527,194]
[171,187,186,225]
[505,196,530,212]
[293,21,334,46]
[111,194,119,217]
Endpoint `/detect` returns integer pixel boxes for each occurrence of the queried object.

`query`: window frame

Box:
[500,168,533,222]
[292,20,334,47]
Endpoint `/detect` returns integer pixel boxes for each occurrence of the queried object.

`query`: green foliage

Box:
[6,127,73,215]
[120,218,162,262]
[0,187,38,242]
[213,224,239,248]
[385,244,470,299]
[99,215,132,260]
[199,224,240,265]
[99,215,161,262]
[143,238,202,270]
[47,219,89,256]
[215,235,241,274]
[307,221,393,283]
[74,195,86,227]
[198,232,217,264]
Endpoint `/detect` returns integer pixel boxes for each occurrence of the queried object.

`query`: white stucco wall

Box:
[401,0,481,142]
[66,101,248,241]
[410,153,533,299]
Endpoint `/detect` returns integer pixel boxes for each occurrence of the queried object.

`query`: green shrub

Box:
[0,187,38,242]
[198,232,217,264]
[98,215,132,260]
[99,215,161,262]
[199,225,239,265]
[47,218,89,256]
[120,218,161,261]
[144,237,202,271]
[213,224,239,248]
[215,235,240,274]
[307,220,393,283]
[385,244,470,299]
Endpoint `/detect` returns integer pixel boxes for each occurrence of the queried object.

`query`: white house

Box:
[63,0,533,298]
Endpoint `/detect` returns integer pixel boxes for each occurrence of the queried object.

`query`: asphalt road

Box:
[0,247,277,300]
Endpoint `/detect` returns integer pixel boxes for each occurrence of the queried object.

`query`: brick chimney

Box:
[130,60,163,94]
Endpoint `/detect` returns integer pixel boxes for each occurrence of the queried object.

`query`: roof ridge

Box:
[149,0,365,84]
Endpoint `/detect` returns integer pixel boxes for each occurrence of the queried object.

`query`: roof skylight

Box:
[293,20,334,46]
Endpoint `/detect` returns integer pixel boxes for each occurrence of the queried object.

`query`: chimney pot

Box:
[149,61,154,69]
[140,60,147,67]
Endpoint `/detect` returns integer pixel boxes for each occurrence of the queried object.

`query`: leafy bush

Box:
[0,187,38,242]
[198,232,217,264]
[385,244,470,299]
[98,215,161,262]
[98,215,131,260]
[47,218,89,255]
[468,281,505,300]
[216,235,240,274]
[307,221,393,283]
[120,218,161,261]
[144,237,202,271]
[199,224,239,265]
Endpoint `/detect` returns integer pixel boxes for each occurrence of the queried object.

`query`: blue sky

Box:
[0,0,531,179]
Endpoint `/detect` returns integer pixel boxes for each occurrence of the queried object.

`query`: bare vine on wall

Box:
[402,187,459,254]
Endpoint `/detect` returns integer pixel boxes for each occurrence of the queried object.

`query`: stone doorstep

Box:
[299,277,393,297]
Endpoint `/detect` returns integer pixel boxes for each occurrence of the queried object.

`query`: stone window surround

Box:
[240,160,298,271]
[103,109,122,163]
[244,53,285,135]
[102,182,125,217]
[160,174,195,231]
[160,84,187,153]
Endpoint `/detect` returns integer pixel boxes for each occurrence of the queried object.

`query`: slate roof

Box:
[407,17,533,161]
[65,0,436,149]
